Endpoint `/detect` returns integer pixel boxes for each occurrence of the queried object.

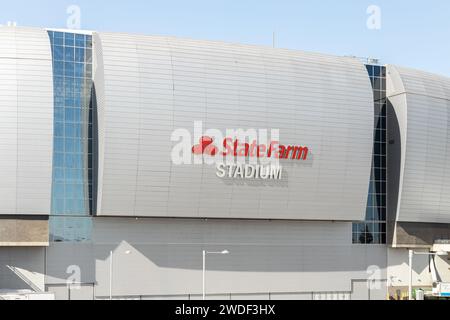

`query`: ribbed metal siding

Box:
[0,27,53,215]
[388,65,450,223]
[95,33,374,220]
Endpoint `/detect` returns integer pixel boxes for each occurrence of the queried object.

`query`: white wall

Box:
[45,218,387,299]
[387,65,450,223]
[94,33,374,221]
[0,27,53,215]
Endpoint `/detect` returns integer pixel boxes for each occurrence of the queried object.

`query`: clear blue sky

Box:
[2,0,449,76]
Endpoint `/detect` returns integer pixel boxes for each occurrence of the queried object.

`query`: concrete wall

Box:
[394,222,450,248]
[45,217,387,300]
[94,33,374,221]
[0,27,53,216]
[0,217,48,246]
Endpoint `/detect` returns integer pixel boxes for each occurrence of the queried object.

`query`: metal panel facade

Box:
[0,27,53,215]
[95,33,375,220]
[388,65,450,223]
[44,218,387,298]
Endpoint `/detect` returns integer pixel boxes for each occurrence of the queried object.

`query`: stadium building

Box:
[1,26,450,300]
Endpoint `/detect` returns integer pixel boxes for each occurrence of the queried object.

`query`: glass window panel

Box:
[65,154,76,169]
[66,184,75,199]
[65,108,74,122]
[64,62,75,77]
[75,76,84,88]
[73,97,82,108]
[381,143,387,156]
[376,91,384,101]
[64,46,75,61]
[64,81,74,97]
[54,168,64,182]
[85,49,92,63]
[64,33,75,46]
[54,199,65,214]
[55,95,65,105]
[381,104,387,116]
[65,123,75,137]
[373,65,381,77]
[365,206,375,220]
[54,124,64,137]
[372,222,381,233]
[49,31,93,231]
[73,108,82,123]
[75,169,84,183]
[364,222,374,233]
[74,184,84,199]
[75,34,85,47]
[54,61,64,75]
[356,65,387,245]
[75,47,85,63]
[54,151,65,167]
[74,140,83,153]
[372,233,381,244]
[74,125,82,138]
[64,199,73,215]
[73,153,83,168]
[65,100,75,110]
[65,138,74,153]
[379,194,386,207]
[65,168,74,182]
[86,35,92,47]
[54,36,63,46]
[372,207,382,221]
[53,45,64,61]
[53,183,65,198]
[53,75,64,89]
[373,78,382,91]
[366,65,374,77]
[74,84,81,97]
[380,156,386,168]
[54,136,64,152]
[75,63,84,78]
[86,65,92,78]
[357,233,367,244]
[55,107,64,122]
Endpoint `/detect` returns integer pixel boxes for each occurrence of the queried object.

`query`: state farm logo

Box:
[191,136,309,161]
[171,122,310,180]
[192,136,218,156]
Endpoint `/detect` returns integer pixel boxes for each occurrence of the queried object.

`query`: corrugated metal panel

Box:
[388,65,450,223]
[95,33,374,220]
[0,27,53,215]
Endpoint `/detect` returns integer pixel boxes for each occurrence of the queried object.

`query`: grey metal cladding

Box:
[95,33,374,220]
[388,65,450,223]
[0,27,53,215]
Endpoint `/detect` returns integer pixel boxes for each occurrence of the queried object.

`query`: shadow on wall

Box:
[387,99,450,246]
[44,239,388,286]
[0,247,45,291]
[386,99,401,246]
